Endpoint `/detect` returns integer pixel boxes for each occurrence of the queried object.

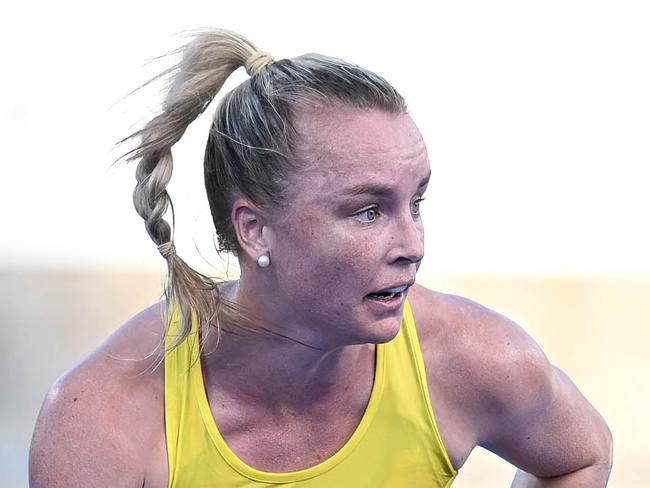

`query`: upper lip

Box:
[369,280,416,294]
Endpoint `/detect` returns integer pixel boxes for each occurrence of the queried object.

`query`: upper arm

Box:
[29,372,146,487]
[481,352,613,478]
[29,304,167,488]
[408,284,612,478]
[470,311,613,478]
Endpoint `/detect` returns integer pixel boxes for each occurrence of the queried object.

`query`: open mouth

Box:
[365,284,409,301]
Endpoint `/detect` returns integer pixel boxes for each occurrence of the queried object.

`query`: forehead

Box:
[291,106,429,196]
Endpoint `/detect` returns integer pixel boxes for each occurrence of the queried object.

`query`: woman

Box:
[29,29,612,487]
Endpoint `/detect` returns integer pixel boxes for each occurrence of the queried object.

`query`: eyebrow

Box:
[340,171,431,197]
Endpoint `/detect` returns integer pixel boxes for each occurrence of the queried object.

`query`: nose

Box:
[387,212,424,265]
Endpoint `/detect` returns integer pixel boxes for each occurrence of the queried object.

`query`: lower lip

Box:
[363,291,406,313]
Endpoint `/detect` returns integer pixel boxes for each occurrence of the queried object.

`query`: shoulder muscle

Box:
[29,303,167,487]
[408,284,612,478]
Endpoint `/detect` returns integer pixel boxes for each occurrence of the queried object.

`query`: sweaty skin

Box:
[29,107,612,487]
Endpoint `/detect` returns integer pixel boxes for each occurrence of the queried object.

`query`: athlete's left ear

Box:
[230,197,273,263]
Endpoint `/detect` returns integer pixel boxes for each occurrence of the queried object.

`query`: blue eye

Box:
[356,207,379,222]
[412,197,425,215]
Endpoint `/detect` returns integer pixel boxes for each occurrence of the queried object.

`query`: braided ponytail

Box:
[118,28,406,354]
[120,29,273,350]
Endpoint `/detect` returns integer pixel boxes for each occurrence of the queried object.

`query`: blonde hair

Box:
[119,28,407,351]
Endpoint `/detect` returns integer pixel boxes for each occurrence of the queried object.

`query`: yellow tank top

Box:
[164,299,457,487]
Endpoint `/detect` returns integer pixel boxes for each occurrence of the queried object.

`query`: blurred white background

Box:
[1,0,648,275]
[1,1,648,486]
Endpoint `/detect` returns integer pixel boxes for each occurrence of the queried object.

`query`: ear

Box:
[231,197,270,261]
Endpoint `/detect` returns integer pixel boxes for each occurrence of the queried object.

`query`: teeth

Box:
[375,293,394,300]
[384,285,408,294]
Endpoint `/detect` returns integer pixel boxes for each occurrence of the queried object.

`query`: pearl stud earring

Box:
[257,255,271,268]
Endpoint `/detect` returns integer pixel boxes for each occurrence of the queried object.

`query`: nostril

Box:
[386,214,424,264]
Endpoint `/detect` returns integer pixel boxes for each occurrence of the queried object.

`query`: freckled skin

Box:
[246,105,430,348]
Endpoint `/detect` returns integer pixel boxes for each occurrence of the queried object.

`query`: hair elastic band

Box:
[158,241,176,259]
[245,51,274,76]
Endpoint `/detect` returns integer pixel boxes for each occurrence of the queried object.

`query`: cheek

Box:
[273,216,378,295]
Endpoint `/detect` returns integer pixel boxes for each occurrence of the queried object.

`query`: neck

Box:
[201,278,374,409]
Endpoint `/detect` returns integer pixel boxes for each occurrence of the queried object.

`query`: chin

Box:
[354,314,403,345]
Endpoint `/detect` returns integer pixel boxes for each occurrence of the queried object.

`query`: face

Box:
[263,105,430,348]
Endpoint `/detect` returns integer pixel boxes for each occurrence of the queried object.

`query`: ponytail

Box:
[118,28,407,355]
[119,29,273,351]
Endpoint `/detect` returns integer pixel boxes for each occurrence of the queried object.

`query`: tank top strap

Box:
[395,299,457,476]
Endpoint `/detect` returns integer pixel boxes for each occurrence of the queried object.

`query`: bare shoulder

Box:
[407,283,551,402]
[407,284,612,478]
[29,302,169,488]
[406,284,551,464]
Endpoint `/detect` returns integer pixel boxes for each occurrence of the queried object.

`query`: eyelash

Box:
[355,198,426,223]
